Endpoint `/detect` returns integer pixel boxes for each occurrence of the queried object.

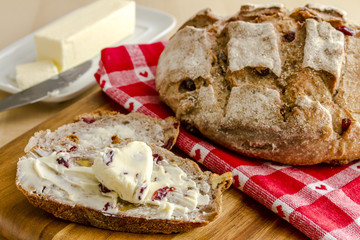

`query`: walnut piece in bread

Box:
[156,4,360,165]
[16,111,232,233]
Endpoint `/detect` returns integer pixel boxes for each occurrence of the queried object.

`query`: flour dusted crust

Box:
[156,4,360,165]
[302,19,345,81]
[227,21,282,76]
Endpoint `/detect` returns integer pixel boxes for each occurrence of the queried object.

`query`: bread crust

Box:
[18,185,206,234]
[156,4,360,165]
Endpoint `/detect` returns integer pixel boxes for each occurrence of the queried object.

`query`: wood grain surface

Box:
[0,90,308,240]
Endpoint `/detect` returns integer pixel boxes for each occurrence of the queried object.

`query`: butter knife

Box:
[0,60,92,112]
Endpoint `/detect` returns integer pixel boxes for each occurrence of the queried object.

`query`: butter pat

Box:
[34,0,135,71]
[16,60,58,89]
[93,141,153,204]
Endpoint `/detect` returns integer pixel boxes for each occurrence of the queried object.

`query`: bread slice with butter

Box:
[23,110,179,154]
[16,110,232,233]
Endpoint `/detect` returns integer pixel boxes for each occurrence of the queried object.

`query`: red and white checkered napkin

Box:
[95,41,360,240]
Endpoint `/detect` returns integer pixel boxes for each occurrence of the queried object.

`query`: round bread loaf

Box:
[156,4,360,165]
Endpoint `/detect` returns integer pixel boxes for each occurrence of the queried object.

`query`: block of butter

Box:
[34,0,135,72]
[16,60,58,89]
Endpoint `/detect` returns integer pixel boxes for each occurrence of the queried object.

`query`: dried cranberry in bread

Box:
[16,111,232,233]
[156,4,360,165]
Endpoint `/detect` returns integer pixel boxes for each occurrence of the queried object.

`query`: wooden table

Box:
[1,0,359,239]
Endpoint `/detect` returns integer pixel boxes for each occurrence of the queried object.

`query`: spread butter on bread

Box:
[16,111,232,233]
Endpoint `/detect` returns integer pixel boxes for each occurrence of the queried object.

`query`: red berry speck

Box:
[138,183,148,200]
[69,146,77,152]
[153,154,163,164]
[82,117,96,124]
[342,118,351,134]
[103,202,111,211]
[152,186,176,201]
[336,26,356,36]
[99,183,111,193]
[105,150,114,166]
[140,185,147,194]
[56,157,69,168]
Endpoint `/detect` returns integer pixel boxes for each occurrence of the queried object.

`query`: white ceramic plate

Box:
[0,5,176,102]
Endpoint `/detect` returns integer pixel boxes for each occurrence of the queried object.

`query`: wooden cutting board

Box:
[0,90,308,240]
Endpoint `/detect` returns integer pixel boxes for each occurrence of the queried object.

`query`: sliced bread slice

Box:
[16,111,232,233]
[24,110,180,154]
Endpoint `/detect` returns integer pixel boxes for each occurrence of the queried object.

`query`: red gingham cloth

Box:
[94,41,360,240]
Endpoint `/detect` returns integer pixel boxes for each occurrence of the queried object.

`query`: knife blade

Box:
[0,60,93,112]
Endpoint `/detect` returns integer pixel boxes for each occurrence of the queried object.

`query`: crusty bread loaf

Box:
[156,3,360,165]
[16,111,232,233]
